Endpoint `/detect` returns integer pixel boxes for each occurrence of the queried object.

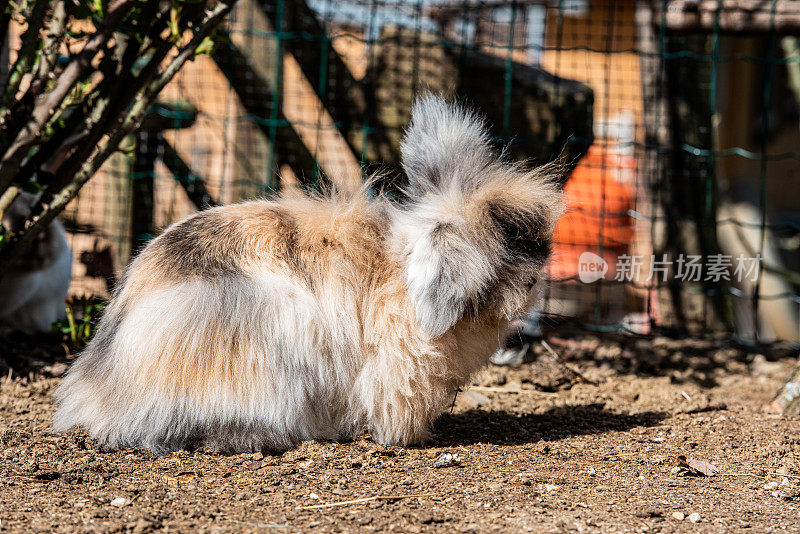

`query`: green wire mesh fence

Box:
[54,0,800,343]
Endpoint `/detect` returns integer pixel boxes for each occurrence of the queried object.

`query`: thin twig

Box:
[48,38,173,196]
[38,0,68,82]
[721,471,800,480]
[295,493,436,511]
[468,385,558,396]
[541,340,598,385]
[0,185,20,221]
[0,0,49,114]
[224,519,293,530]
[450,387,461,413]
[0,0,12,62]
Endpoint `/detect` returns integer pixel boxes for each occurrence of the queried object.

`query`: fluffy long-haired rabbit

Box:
[0,192,72,332]
[54,96,564,453]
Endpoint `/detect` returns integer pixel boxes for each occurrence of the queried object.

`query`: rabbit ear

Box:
[404,220,495,338]
[400,95,494,195]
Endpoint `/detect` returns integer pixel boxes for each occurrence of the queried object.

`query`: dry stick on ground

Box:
[224,520,292,530]
[723,471,800,480]
[468,385,558,396]
[541,340,598,385]
[296,494,437,511]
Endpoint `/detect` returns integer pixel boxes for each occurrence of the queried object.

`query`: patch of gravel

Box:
[1,335,799,532]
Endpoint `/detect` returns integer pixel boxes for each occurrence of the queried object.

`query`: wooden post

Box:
[636,0,687,330]
[160,136,218,210]
[130,132,159,256]
[658,0,800,35]
[103,146,134,268]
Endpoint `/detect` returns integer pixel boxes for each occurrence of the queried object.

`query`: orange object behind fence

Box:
[549,145,636,281]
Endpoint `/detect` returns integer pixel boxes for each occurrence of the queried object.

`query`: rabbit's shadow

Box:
[430,403,666,446]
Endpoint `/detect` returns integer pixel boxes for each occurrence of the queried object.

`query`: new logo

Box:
[578,252,608,283]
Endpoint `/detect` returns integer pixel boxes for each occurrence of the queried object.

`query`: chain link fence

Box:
[58,0,800,343]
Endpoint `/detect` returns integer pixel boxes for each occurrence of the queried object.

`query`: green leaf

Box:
[169,2,181,43]
[194,36,215,57]
[20,179,43,194]
[92,0,105,17]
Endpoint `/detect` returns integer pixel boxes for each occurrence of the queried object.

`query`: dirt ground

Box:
[2,332,800,533]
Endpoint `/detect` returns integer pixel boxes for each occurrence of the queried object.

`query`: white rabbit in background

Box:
[54,95,564,453]
[0,192,72,333]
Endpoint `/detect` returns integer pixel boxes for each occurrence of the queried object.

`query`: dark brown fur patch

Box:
[148,211,241,278]
[144,204,313,284]
[486,200,552,263]
[264,207,313,287]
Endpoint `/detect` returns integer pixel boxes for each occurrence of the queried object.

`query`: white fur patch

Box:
[55,273,354,452]
[401,212,495,337]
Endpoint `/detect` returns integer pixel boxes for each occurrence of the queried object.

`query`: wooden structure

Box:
[659,0,800,34]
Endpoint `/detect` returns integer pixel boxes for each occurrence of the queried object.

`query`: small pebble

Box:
[400,476,414,485]
[764,481,779,490]
[670,466,682,475]
[635,507,662,518]
[434,453,462,468]
[462,391,490,406]
[308,493,319,500]
[688,513,701,523]
[544,484,559,492]
[110,497,128,508]
[298,460,315,470]
[672,512,685,521]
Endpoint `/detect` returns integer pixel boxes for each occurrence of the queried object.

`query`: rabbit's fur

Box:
[53,96,564,452]
[0,192,72,332]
